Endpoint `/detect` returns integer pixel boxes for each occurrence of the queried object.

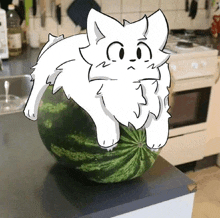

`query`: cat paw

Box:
[106,143,118,151]
[146,137,167,150]
[148,147,159,152]
[146,130,168,150]
[96,125,119,150]
[98,137,119,151]
[24,105,38,121]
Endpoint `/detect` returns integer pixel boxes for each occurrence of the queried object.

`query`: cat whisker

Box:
[96,62,111,68]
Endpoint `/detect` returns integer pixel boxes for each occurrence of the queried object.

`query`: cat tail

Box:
[31,34,88,87]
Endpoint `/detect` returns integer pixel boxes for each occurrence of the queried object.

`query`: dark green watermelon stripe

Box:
[67,134,97,148]
[79,146,137,173]
[129,128,143,143]
[125,148,142,180]
[51,144,105,162]
[51,143,138,169]
[97,147,143,183]
[143,146,160,159]
[131,148,151,179]
[120,126,141,144]
[66,134,137,156]
[80,147,141,182]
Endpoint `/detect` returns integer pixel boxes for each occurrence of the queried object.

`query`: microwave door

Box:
[169,87,211,130]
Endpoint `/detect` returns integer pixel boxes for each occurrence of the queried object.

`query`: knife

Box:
[40,0,46,27]
[56,0,61,25]
[33,0,37,16]
[50,0,55,18]
[185,0,189,12]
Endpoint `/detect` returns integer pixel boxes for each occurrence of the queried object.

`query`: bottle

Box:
[6,4,22,56]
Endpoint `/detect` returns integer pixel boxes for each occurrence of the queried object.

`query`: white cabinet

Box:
[205,59,220,156]
[160,130,206,166]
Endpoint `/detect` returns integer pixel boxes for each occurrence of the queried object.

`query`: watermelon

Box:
[37,86,161,183]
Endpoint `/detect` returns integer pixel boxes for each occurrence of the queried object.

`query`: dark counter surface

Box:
[0,112,196,218]
[1,46,41,77]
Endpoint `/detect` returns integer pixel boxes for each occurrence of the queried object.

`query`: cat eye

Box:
[119,48,124,59]
[137,42,152,60]
[137,48,141,59]
[107,41,124,61]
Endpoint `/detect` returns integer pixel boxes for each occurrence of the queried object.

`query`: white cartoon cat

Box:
[24,9,171,151]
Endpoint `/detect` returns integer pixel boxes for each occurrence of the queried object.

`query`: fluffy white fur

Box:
[24,9,171,151]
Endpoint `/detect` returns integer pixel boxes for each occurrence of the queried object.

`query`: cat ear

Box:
[87,9,122,45]
[146,10,169,49]
[130,15,148,37]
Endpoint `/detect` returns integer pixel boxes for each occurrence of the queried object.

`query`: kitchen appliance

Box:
[0,7,9,59]
[161,35,218,165]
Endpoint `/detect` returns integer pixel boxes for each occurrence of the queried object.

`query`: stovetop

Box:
[165,35,214,54]
[167,29,220,55]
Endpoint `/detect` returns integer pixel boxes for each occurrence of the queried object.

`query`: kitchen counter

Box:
[1,46,41,77]
[1,30,220,78]
[0,112,196,218]
[0,38,200,217]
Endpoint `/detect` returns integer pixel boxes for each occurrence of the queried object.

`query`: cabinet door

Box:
[160,130,206,165]
[206,64,220,156]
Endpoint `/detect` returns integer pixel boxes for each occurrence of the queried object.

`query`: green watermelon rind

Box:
[37,86,161,183]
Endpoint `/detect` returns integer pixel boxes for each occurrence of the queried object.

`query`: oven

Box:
[169,86,211,136]
[160,35,218,165]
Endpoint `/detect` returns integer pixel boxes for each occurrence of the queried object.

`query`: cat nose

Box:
[129,59,136,62]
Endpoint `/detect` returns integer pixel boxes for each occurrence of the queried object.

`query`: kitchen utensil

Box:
[0,81,21,113]
[215,1,220,11]
[205,0,209,9]
[56,0,61,25]
[185,0,189,11]
[189,0,198,19]
[40,0,46,27]
[24,0,32,26]
[205,0,211,18]
[32,0,37,16]
[67,0,101,30]
[0,57,3,72]
[50,0,55,18]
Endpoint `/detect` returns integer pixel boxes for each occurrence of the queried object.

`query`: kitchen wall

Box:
[28,0,215,43]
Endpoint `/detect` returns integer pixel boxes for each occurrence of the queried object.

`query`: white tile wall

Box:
[122,12,140,23]
[122,0,141,13]
[160,0,178,10]
[28,0,214,44]
[102,0,121,13]
[141,0,159,12]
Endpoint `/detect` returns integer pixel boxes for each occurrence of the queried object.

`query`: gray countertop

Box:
[0,41,198,217]
[0,112,196,218]
[1,46,41,77]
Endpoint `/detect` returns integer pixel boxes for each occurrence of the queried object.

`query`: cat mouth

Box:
[127,66,135,70]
